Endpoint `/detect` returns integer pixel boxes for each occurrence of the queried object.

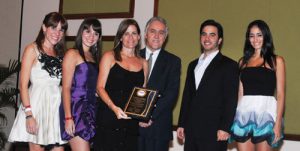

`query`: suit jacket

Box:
[178,52,239,141]
[139,48,181,140]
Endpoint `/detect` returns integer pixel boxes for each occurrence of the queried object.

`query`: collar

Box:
[198,50,219,63]
[146,47,161,58]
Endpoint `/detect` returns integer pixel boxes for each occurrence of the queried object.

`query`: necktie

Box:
[148,53,153,78]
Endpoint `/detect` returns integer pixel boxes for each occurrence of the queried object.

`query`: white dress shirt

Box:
[146,47,161,77]
[194,50,219,89]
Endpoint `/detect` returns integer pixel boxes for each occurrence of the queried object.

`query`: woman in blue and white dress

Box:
[230,20,285,151]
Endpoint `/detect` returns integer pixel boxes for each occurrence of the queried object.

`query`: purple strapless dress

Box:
[60,62,98,142]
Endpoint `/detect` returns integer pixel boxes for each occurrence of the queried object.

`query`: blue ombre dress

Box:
[230,67,283,147]
[60,62,98,142]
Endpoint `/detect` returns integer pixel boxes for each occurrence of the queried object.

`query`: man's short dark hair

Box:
[199,19,223,39]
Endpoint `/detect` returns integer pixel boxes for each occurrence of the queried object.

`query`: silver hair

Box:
[145,16,168,36]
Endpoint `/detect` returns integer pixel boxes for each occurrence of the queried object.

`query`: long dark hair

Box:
[241,20,276,69]
[75,17,102,64]
[113,19,141,61]
[35,12,68,57]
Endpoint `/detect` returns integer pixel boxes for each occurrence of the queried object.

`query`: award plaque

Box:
[124,87,159,121]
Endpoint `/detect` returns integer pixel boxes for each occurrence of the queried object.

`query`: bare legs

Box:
[256,141,272,151]
[237,140,272,151]
[237,139,254,151]
[29,143,44,151]
[29,143,64,151]
[69,136,90,151]
[51,146,64,151]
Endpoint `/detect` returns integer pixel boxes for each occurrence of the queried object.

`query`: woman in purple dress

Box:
[60,18,102,151]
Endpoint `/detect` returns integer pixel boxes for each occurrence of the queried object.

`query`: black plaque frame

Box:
[124,87,159,121]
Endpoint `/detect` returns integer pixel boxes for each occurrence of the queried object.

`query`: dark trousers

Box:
[184,136,227,151]
[138,136,170,151]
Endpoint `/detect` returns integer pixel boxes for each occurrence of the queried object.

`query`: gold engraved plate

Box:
[124,87,159,121]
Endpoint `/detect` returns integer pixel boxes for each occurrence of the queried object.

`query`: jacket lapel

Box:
[148,50,166,86]
[196,52,222,91]
[190,61,197,92]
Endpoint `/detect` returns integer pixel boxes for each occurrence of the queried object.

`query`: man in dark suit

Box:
[138,17,181,151]
[177,19,239,151]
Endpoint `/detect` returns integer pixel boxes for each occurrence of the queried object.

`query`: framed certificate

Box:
[124,87,159,121]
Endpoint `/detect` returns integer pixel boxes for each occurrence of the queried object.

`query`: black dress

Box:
[94,63,144,151]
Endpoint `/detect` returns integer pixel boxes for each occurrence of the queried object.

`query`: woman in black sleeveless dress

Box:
[94,19,148,151]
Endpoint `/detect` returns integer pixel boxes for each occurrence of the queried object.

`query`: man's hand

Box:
[139,120,153,127]
[177,127,185,140]
[217,130,230,141]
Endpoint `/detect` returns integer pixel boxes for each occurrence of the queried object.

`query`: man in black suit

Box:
[177,19,239,151]
[138,17,181,151]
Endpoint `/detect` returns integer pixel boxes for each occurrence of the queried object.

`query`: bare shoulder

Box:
[63,49,80,65]
[276,55,285,65]
[275,55,285,74]
[140,57,147,64]
[100,50,115,67]
[139,57,147,67]
[102,50,115,60]
[23,43,37,55]
[64,48,79,58]
[22,43,39,63]
[238,58,243,64]
[21,43,39,65]
[237,57,244,67]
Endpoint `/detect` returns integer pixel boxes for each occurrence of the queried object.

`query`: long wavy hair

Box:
[113,19,141,61]
[75,17,102,65]
[35,12,68,57]
[240,20,276,69]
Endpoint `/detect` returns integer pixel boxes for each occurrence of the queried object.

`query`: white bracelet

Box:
[24,107,32,113]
